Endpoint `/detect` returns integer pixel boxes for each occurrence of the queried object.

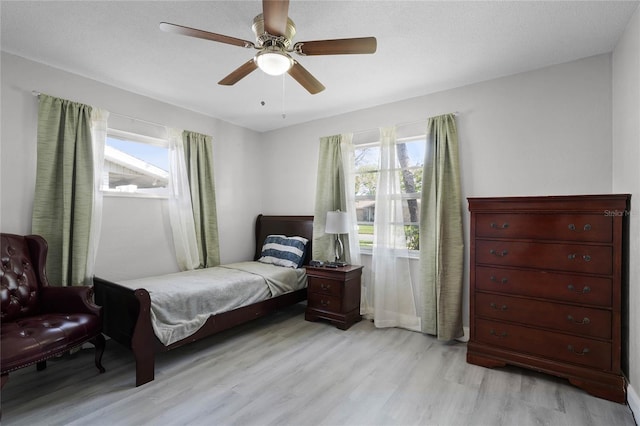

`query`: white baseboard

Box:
[628,382,639,423]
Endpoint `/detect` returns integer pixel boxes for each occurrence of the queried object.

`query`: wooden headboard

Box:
[254,215,314,265]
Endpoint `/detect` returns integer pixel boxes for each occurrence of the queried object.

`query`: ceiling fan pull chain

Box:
[282,74,287,119]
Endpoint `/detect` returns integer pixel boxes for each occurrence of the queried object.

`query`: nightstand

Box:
[304,264,363,330]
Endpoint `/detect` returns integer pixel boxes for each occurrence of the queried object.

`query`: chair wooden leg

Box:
[36,361,47,371]
[92,334,106,373]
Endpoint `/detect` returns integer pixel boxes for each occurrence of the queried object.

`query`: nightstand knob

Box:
[320,299,330,307]
[321,284,331,291]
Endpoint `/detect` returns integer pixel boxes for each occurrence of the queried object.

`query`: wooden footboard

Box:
[93,276,157,385]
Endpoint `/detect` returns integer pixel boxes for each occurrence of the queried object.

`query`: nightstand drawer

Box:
[308,277,342,297]
[308,293,342,312]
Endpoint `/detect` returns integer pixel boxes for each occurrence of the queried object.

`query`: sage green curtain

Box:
[183,130,220,268]
[312,134,356,262]
[32,95,94,286]
[419,113,464,340]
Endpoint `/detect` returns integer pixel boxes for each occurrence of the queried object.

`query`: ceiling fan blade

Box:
[294,37,377,56]
[287,61,325,95]
[160,22,255,49]
[263,0,289,36]
[218,59,258,86]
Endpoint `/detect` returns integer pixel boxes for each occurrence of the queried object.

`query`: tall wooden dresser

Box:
[467,195,630,403]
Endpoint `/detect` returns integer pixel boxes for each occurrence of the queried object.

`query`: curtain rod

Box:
[350,111,459,137]
[32,90,167,129]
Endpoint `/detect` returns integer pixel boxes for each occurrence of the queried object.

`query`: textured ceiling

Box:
[2,1,638,132]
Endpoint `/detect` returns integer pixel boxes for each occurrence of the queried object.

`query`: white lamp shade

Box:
[325,211,349,234]
[255,51,293,76]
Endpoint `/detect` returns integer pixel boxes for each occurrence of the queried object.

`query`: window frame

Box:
[101,128,170,199]
[353,134,426,258]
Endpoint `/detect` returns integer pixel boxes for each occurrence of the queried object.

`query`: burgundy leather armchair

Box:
[1,233,105,388]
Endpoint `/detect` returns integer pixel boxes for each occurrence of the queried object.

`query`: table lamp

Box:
[325,210,349,266]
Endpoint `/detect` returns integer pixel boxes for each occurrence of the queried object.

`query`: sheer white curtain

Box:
[370,127,421,331]
[166,127,200,271]
[86,107,109,285]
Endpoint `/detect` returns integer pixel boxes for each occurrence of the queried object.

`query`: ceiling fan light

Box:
[255,50,293,76]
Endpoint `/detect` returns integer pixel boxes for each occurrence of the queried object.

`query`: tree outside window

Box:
[354,136,425,251]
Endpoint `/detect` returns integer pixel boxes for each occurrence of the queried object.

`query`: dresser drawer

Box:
[475,293,611,339]
[476,240,612,274]
[308,277,342,297]
[307,293,342,312]
[475,266,612,306]
[475,213,612,242]
[476,319,612,370]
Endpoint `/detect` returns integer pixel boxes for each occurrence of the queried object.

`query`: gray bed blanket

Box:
[118,261,307,345]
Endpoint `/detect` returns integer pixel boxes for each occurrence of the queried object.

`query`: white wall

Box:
[613,5,640,412]
[261,53,613,204]
[260,53,614,329]
[0,52,264,280]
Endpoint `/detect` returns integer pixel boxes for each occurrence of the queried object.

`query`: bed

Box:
[93,214,313,386]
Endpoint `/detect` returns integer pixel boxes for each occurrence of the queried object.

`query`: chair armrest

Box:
[40,286,102,317]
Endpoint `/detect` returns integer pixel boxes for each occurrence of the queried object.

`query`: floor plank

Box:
[1,303,636,425]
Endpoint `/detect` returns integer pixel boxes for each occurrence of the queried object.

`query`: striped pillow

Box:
[258,235,308,268]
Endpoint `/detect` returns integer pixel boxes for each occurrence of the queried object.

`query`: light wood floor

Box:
[1,303,636,426]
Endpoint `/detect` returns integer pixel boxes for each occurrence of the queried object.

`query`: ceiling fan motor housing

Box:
[252,14,296,49]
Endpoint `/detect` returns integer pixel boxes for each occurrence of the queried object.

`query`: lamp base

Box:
[334,234,345,264]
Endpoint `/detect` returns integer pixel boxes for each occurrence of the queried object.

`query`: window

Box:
[102,129,169,196]
[354,135,426,252]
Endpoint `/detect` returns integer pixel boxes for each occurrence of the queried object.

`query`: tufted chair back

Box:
[0,234,46,322]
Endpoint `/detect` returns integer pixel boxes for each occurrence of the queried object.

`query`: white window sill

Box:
[359,247,420,260]
[101,191,168,200]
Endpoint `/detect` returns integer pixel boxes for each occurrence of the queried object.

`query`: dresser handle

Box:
[490,222,509,229]
[567,315,590,325]
[567,284,591,294]
[489,249,508,257]
[568,345,590,356]
[320,284,331,291]
[320,299,330,307]
[489,276,508,284]
[490,303,508,311]
[568,223,592,231]
[489,329,507,338]
[568,253,591,262]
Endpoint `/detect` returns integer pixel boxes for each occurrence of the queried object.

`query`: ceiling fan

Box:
[160,0,377,94]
